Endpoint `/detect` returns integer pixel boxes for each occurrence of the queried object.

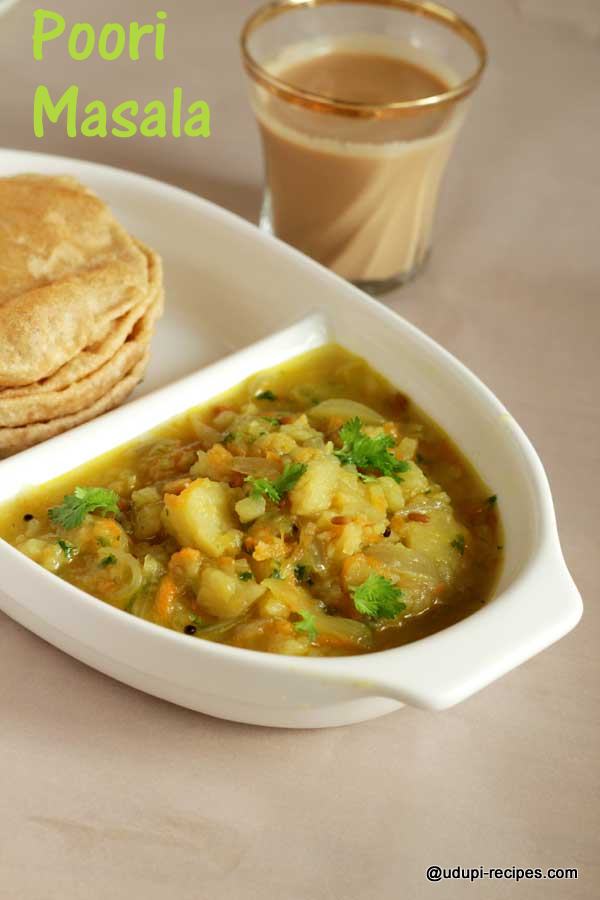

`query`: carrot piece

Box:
[169,548,201,566]
[98,518,122,537]
[265,451,284,470]
[154,575,178,624]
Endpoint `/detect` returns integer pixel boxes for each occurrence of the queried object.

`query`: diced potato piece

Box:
[190,450,209,477]
[163,478,242,557]
[332,470,386,524]
[197,567,265,618]
[253,537,288,561]
[134,501,163,540]
[379,476,405,512]
[366,482,387,515]
[280,414,322,444]
[398,462,430,500]
[332,521,363,558]
[235,494,266,523]
[290,456,340,516]
[253,432,297,455]
[132,486,160,506]
[18,538,63,573]
[257,593,289,619]
[189,444,234,482]
[398,437,418,460]
[261,578,315,614]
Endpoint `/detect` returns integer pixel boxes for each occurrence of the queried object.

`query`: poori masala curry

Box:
[0,346,502,656]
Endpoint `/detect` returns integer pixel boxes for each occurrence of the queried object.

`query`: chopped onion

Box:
[308,398,384,425]
[231,457,280,478]
[188,414,222,449]
[100,549,143,606]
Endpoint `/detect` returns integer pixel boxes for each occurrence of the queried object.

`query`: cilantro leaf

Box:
[450,535,466,555]
[57,539,77,562]
[294,611,318,642]
[486,495,497,506]
[49,486,120,530]
[260,416,281,426]
[238,571,253,582]
[335,418,410,482]
[246,476,280,503]
[273,462,307,496]
[246,462,307,503]
[350,575,406,619]
[256,390,277,402]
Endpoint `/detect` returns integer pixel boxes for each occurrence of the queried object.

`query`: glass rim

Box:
[240,0,488,119]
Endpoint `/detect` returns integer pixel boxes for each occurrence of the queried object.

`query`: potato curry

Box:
[0,345,502,656]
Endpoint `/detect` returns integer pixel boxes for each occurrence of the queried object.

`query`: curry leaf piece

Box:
[49,486,120,530]
[351,574,406,619]
[335,417,410,482]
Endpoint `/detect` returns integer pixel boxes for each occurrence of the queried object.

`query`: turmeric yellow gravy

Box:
[0,346,502,656]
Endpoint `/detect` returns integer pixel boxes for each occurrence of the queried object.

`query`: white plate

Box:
[0,149,583,728]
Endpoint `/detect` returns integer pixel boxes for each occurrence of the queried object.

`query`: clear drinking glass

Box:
[241,0,486,294]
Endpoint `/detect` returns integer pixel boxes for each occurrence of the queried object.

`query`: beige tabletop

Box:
[1,1,599,898]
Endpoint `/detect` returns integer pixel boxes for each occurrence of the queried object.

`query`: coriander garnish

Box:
[245,462,307,504]
[57,539,76,562]
[293,611,318,642]
[335,418,410,482]
[351,575,406,619]
[49,486,119,530]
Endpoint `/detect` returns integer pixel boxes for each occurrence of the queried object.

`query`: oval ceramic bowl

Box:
[0,150,582,728]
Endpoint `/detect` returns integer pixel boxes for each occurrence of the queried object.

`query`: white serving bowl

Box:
[0,154,582,728]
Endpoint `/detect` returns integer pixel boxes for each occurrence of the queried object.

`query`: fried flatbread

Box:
[0,243,162,399]
[0,292,161,427]
[0,174,151,387]
[0,352,150,457]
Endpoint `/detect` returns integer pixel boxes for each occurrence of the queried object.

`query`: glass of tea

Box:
[241,0,487,295]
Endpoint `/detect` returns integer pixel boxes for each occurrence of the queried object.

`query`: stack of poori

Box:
[0,174,163,457]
